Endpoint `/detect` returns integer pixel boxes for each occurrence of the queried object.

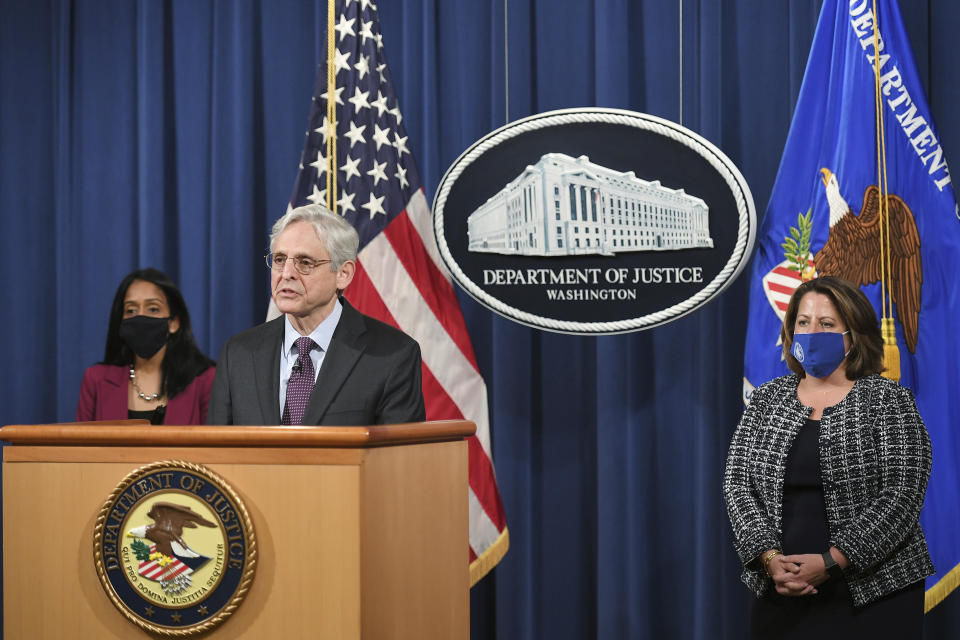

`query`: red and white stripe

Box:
[348,188,508,580]
[138,545,192,582]
[762,259,811,320]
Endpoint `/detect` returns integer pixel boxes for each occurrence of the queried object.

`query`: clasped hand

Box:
[768,553,828,597]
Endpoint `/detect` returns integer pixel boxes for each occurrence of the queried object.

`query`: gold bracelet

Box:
[762,550,781,570]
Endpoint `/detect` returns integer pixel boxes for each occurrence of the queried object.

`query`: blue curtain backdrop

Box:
[1,1,958,638]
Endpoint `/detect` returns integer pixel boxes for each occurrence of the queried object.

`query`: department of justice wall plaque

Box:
[93,460,257,635]
[433,108,757,334]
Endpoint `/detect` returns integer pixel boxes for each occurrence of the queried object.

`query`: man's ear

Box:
[336,260,356,291]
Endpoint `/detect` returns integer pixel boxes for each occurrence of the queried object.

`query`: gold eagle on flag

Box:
[815,167,922,353]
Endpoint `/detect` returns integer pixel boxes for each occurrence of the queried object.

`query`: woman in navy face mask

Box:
[724,276,933,639]
[76,268,215,425]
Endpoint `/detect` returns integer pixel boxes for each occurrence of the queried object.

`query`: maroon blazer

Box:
[75,364,216,425]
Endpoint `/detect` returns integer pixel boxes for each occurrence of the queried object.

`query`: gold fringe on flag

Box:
[925,561,960,613]
[469,527,510,587]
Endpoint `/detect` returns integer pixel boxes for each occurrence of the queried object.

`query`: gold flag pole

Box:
[872,0,900,381]
[326,0,338,215]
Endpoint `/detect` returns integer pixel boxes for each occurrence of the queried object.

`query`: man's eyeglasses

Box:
[265,253,332,275]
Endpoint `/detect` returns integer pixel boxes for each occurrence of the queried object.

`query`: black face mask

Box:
[119,316,171,359]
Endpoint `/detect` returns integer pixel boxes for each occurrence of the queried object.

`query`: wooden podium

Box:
[0,421,473,639]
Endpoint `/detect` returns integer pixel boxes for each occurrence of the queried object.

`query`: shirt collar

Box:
[282,299,343,357]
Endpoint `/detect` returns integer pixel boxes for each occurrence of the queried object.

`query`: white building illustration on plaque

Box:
[467,153,713,256]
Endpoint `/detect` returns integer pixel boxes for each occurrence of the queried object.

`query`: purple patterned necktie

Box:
[281,336,317,425]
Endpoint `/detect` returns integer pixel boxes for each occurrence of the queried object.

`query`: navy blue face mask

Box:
[790,331,849,378]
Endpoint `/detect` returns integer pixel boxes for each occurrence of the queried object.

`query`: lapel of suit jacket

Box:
[300,299,368,425]
[102,365,130,420]
[253,317,284,424]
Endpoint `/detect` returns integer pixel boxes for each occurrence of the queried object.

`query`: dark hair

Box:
[102,268,214,398]
[780,276,884,379]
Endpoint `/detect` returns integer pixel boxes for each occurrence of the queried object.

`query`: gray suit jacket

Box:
[207,299,425,426]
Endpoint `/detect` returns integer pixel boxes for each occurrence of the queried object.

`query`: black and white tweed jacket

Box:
[723,373,933,607]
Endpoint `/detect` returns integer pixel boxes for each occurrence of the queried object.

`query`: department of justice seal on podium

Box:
[93,460,257,635]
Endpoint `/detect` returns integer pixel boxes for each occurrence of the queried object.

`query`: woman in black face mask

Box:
[76,268,215,425]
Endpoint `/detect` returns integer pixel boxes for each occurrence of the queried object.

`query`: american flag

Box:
[287,0,508,584]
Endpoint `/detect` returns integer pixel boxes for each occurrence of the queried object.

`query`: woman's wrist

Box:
[828,546,850,570]
[761,549,781,574]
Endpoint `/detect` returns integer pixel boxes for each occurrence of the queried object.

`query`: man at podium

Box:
[207,205,425,426]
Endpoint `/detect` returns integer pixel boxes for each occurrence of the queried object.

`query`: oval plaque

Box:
[433,108,756,334]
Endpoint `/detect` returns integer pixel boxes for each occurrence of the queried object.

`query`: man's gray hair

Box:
[269,204,359,270]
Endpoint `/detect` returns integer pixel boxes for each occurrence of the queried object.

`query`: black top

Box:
[128,406,166,425]
[781,418,828,554]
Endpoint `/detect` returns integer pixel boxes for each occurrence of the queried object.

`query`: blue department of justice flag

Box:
[742,0,960,610]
